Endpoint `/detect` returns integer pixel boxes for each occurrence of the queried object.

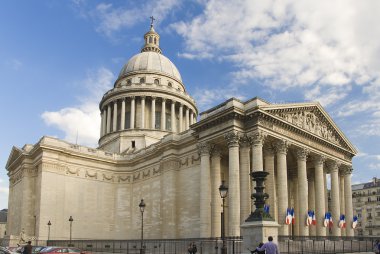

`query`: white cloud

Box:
[171,1,380,102]
[79,0,182,37]
[42,68,114,147]
[194,87,246,111]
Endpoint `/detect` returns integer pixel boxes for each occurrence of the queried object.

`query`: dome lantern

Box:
[141,16,162,54]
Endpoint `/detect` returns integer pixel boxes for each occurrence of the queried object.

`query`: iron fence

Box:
[48,237,243,254]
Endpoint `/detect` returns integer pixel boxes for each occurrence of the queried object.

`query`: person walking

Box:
[23,241,32,254]
[256,236,280,254]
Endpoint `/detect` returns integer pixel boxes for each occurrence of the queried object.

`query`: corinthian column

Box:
[151,97,156,129]
[130,96,135,129]
[308,172,316,236]
[225,131,240,236]
[314,155,326,236]
[274,140,289,235]
[211,146,222,237]
[141,96,145,129]
[239,135,251,222]
[121,98,126,130]
[171,101,176,132]
[339,173,346,236]
[344,167,354,236]
[106,104,111,133]
[264,144,276,221]
[198,142,211,237]
[185,107,190,130]
[328,161,341,236]
[296,147,309,236]
[179,104,183,132]
[250,132,264,172]
[113,100,118,131]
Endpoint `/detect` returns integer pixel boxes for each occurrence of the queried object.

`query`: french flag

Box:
[306,210,313,226]
[323,212,330,227]
[312,211,316,225]
[285,208,292,225]
[329,213,334,228]
[352,215,358,229]
[264,205,270,214]
[338,214,346,228]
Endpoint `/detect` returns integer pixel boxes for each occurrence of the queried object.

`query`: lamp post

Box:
[68,216,73,246]
[47,220,51,242]
[219,181,228,254]
[139,199,146,254]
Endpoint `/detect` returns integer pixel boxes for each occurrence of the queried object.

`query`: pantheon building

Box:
[5,24,357,242]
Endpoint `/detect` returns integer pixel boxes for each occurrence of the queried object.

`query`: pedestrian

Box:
[374,239,380,254]
[249,243,265,254]
[256,236,280,254]
[191,242,197,254]
[23,241,32,254]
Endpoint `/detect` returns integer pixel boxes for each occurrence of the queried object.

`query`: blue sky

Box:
[1,0,379,209]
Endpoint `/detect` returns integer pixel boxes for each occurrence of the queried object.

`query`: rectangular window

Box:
[132,141,135,148]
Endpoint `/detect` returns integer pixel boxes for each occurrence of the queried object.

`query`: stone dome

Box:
[118,51,182,82]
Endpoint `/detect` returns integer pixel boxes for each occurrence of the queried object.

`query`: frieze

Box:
[85,170,98,179]
[180,157,188,168]
[153,167,161,175]
[66,168,80,176]
[118,175,131,182]
[271,109,343,147]
[191,154,200,164]
[103,173,114,181]
[41,162,67,173]
[143,170,150,179]
[133,172,140,181]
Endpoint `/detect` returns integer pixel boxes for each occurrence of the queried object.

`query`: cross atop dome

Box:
[141,17,162,54]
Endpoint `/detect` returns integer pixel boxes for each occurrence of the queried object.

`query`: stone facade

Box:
[4,25,358,243]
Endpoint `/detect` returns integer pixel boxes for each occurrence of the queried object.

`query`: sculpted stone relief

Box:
[272,109,342,146]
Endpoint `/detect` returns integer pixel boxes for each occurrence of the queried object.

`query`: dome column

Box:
[141,96,145,129]
[113,100,118,131]
[185,107,190,130]
[106,104,111,134]
[190,111,194,125]
[179,104,183,132]
[151,97,156,129]
[130,96,135,129]
[171,101,176,132]
[161,99,166,131]
[121,98,126,130]
[100,109,105,136]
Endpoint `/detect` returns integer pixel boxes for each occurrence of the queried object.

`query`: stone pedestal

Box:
[241,221,279,254]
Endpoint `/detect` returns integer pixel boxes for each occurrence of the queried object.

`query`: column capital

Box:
[151,96,156,100]
[171,100,176,105]
[210,145,222,158]
[326,160,341,173]
[249,131,266,146]
[225,131,240,147]
[274,139,289,155]
[161,98,166,102]
[197,142,211,156]
[113,100,118,104]
[140,96,146,100]
[341,165,353,175]
[313,154,326,166]
[179,103,183,108]
[239,134,251,148]
[296,147,310,161]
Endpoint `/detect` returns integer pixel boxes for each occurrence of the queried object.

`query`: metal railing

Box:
[48,237,243,254]
[278,235,378,254]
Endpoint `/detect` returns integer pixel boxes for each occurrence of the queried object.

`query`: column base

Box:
[240,220,279,254]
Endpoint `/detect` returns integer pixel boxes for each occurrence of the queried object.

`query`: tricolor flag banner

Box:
[306,210,313,226]
[323,212,331,227]
[352,215,358,229]
[291,208,295,225]
[285,208,292,225]
[264,205,270,214]
[329,213,334,228]
[312,211,316,225]
[338,214,346,228]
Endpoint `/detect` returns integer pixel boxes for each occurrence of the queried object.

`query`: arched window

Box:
[154,38,157,44]
[127,79,132,85]
[168,82,172,87]
[149,37,153,43]
[154,79,160,85]
[140,78,145,84]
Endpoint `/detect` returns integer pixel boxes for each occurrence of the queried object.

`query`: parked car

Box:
[0,246,11,254]
[38,247,91,254]
[17,246,46,254]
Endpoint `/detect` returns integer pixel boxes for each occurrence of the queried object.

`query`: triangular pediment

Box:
[6,146,25,169]
[261,102,357,154]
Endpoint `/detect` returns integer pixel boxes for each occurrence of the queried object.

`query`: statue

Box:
[18,228,26,245]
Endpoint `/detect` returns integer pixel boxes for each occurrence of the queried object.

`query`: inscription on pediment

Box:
[272,109,343,146]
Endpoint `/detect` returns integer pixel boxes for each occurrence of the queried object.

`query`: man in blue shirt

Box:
[257,236,280,254]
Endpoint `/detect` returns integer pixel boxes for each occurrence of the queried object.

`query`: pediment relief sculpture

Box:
[269,108,344,147]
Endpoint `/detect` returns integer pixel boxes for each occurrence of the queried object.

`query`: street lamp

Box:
[139,199,146,254]
[219,181,228,254]
[68,216,73,246]
[47,220,52,242]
